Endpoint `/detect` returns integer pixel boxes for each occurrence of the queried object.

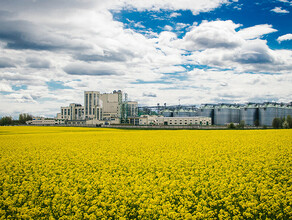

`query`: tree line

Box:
[227,115,292,129]
[272,115,292,129]
[0,114,33,126]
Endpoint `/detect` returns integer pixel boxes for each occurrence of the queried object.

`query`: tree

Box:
[254,120,260,127]
[282,121,289,129]
[286,115,292,128]
[0,116,13,126]
[19,113,33,124]
[237,120,245,129]
[228,123,235,129]
[272,118,282,129]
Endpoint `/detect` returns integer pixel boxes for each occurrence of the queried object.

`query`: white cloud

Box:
[170,12,181,18]
[277,34,292,42]
[116,0,235,15]
[181,20,243,50]
[0,81,13,92]
[164,25,173,31]
[271,7,289,13]
[0,1,291,117]
[237,24,277,40]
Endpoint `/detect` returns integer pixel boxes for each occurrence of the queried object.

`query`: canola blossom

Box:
[0,127,291,219]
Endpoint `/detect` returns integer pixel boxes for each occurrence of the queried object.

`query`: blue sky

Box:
[0,0,291,117]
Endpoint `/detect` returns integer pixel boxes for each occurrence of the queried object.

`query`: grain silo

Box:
[240,103,259,126]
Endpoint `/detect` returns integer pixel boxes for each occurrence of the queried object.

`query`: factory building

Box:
[128,115,211,126]
[84,91,100,120]
[61,103,84,120]
[158,116,211,126]
[56,90,291,127]
[59,90,137,125]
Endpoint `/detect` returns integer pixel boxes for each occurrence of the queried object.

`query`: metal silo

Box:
[240,104,259,126]
[230,105,241,124]
[259,103,278,126]
[198,104,215,123]
[162,109,173,117]
[214,105,230,125]
[188,109,197,117]
[177,109,189,117]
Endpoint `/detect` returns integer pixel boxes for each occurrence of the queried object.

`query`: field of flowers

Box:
[0,127,291,219]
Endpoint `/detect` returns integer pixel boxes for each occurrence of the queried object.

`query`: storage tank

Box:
[240,104,259,126]
[198,105,215,122]
[162,109,173,117]
[286,106,292,117]
[259,103,278,126]
[214,104,240,125]
[230,106,241,124]
[188,109,197,117]
[173,109,189,117]
[214,105,231,125]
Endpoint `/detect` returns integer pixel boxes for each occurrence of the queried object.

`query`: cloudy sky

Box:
[0,0,292,118]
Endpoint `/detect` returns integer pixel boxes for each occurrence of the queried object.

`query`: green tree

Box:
[237,120,245,129]
[282,120,289,129]
[19,113,33,124]
[272,118,282,129]
[0,116,13,126]
[286,115,292,128]
[228,123,235,129]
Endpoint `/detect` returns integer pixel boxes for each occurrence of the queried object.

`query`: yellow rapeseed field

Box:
[0,127,291,219]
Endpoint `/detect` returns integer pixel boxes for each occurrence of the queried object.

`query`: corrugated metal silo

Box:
[240,104,259,126]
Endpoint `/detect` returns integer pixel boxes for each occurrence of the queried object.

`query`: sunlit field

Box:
[0,127,291,219]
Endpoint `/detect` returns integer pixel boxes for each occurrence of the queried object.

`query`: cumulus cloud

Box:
[0,81,13,92]
[0,57,16,68]
[26,57,51,68]
[0,0,291,117]
[179,20,291,73]
[271,7,289,13]
[181,20,242,50]
[277,33,292,42]
[237,24,277,40]
[118,0,235,15]
[63,62,122,76]
[170,12,181,18]
[143,92,157,97]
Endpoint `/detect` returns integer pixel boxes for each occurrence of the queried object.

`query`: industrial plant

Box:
[26,90,292,127]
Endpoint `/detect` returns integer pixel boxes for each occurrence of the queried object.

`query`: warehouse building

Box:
[158,116,211,126]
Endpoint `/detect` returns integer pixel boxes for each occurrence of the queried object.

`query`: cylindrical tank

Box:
[177,109,189,117]
[259,104,278,126]
[230,108,240,124]
[198,105,214,122]
[214,106,230,125]
[240,104,259,126]
[188,109,197,117]
[162,110,173,117]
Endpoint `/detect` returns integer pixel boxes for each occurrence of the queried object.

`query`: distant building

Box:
[26,117,61,125]
[61,103,84,120]
[158,116,211,126]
